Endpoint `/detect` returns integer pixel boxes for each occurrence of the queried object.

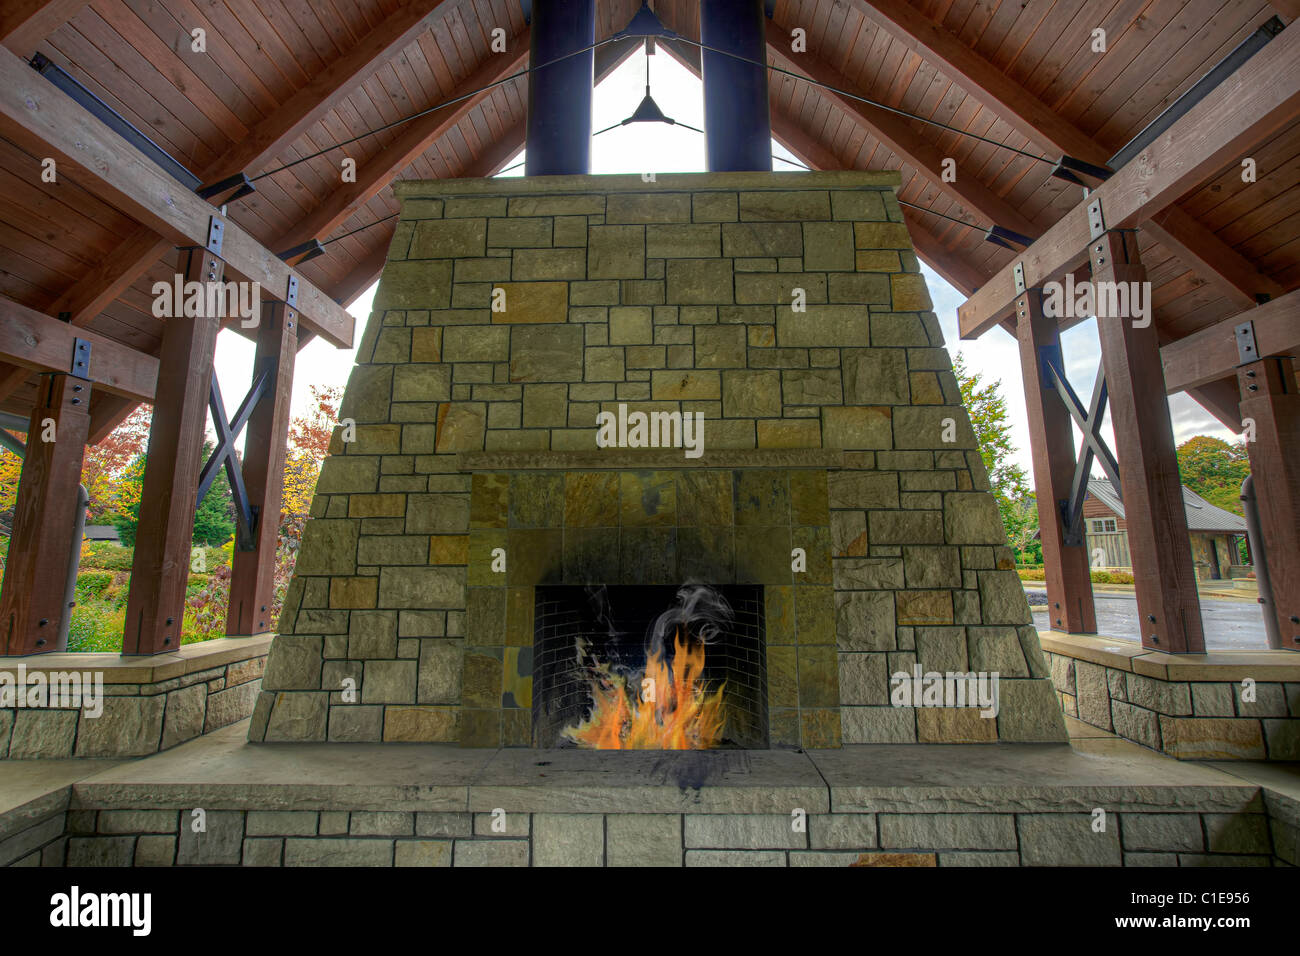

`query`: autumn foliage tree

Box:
[1176,435,1250,516]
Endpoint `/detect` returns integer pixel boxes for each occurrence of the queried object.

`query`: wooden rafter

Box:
[958,23,1300,339]
[0,45,353,348]
[0,0,85,54]
[1143,205,1286,310]
[327,118,528,307]
[763,20,1040,239]
[272,40,529,254]
[45,0,453,330]
[849,0,1111,167]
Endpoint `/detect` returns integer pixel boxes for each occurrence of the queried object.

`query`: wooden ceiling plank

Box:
[764,19,1040,239]
[958,22,1300,339]
[1144,204,1286,311]
[271,37,528,253]
[0,0,86,54]
[852,0,1107,166]
[205,0,454,184]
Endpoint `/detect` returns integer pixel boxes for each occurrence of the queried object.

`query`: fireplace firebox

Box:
[532,584,767,749]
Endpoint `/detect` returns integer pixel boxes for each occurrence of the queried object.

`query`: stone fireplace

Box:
[248,171,1066,749]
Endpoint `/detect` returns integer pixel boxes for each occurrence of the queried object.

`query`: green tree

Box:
[952,354,1036,559]
[113,443,235,546]
[1176,435,1250,516]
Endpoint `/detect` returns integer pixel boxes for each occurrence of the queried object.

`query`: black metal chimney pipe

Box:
[524,0,595,176]
[700,0,772,172]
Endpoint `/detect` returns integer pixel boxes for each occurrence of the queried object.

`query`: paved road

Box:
[1026,588,1271,650]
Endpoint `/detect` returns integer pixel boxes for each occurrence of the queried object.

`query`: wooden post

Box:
[0,372,90,654]
[122,246,224,656]
[1238,355,1300,649]
[1015,288,1097,633]
[1091,229,1205,653]
[226,298,298,636]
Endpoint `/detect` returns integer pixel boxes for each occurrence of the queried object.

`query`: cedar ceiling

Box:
[0,0,1297,430]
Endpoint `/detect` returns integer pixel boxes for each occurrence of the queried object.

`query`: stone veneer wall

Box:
[1042,636,1300,760]
[7,805,1287,868]
[0,638,268,759]
[249,171,1065,748]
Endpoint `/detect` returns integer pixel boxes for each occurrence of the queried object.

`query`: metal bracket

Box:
[1087,196,1105,239]
[1013,261,1026,295]
[69,338,91,380]
[1235,320,1260,365]
[286,274,299,308]
[206,215,224,256]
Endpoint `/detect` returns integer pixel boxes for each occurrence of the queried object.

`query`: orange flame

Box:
[561,629,726,749]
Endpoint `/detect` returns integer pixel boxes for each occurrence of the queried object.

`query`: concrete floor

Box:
[1028,588,1270,649]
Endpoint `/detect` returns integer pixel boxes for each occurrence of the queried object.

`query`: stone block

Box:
[284,838,393,866]
[1017,814,1121,866]
[160,684,206,750]
[1159,717,1265,759]
[802,222,854,270]
[453,840,529,867]
[394,840,453,867]
[533,814,605,866]
[916,708,998,742]
[977,570,1031,625]
[177,811,244,865]
[75,695,165,757]
[606,814,682,867]
[1074,660,1113,731]
[739,190,830,221]
[1121,814,1203,852]
[996,679,1067,742]
[509,325,585,381]
[879,814,1015,850]
[823,406,892,449]
[666,259,734,304]
[810,814,877,850]
[684,814,805,849]
[722,369,781,416]
[841,706,915,743]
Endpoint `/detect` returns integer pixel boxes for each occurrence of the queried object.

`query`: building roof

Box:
[1087,479,1247,533]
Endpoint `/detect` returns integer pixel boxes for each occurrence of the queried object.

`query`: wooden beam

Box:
[959,23,1300,339]
[272,40,529,253]
[0,45,353,349]
[1144,205,1285,310]
[1238,356,1300,648]
[44,2,452,333]
[1092,230,1204,653]
[848,0,1110,167]
[123,247,223,656]
[203,0,452,185]
[0,294,157,402]
[764,22,1039,239]
[1161,288,1300,393]
[0,0,84,54]
[1270,2,1300,21]
[0,363,32,406]
[0,373,90,654]
[1016,288,1097,633]
[226,302,296,636]
[1187,377,1245,433]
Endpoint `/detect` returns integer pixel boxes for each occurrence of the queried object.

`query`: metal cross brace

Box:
[197,362,273,549]
[1040,346,1123,545]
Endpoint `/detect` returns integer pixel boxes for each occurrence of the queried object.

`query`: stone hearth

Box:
[248,171,1065,749]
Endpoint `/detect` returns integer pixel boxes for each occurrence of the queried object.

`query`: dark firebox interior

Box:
[532,584,768,748]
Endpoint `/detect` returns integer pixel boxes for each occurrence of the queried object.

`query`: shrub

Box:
[80,542,135,571]
[66,602,126,653]
[1016,568,1046,581]
[75,570,114,599]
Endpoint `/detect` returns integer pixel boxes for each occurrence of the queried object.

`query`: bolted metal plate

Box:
[1013,261,1026,295]
[286,274,299,308]
[207,215,224,255]
[1087,197,1105,238]
[1235,321,1259,365]
[70,338,91,380]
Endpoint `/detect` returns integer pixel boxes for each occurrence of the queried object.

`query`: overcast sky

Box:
[212,46,1237,477]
